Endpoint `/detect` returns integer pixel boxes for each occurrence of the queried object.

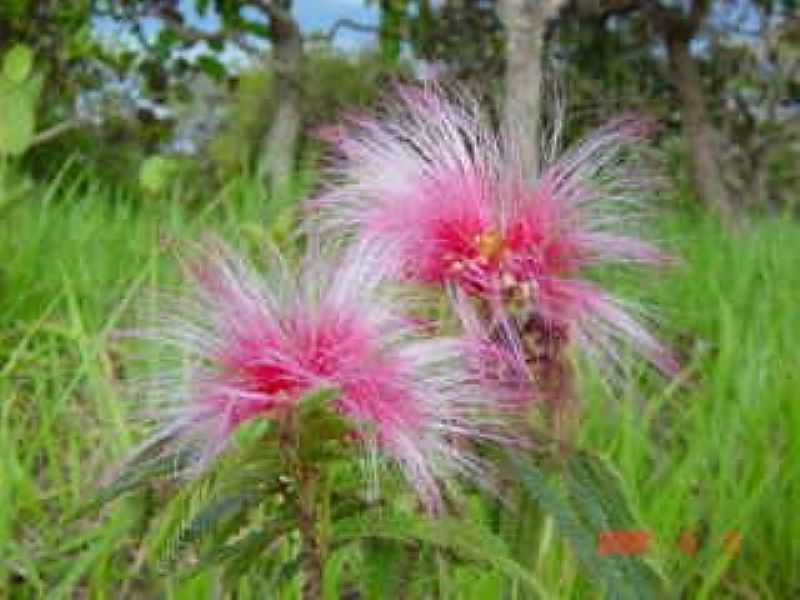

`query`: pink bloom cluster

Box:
[139,241,498,510]
[134,85,677,511]
[313,85,678,381]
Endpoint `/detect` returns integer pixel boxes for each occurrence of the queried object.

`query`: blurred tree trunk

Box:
[260,2,303,196]
[499,0,566,180]
[646,0,734,220]
[665,34,734,220]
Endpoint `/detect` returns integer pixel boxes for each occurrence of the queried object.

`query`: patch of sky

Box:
[93,0,380,68]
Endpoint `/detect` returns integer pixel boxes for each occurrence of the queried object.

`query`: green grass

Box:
[1,171,798,598]
[576,213,800,598]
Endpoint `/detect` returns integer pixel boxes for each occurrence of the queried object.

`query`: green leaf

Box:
[239,20,270,39]
[207,37,225,52]
[564,452,665,599]
[169,492,258,559]
[22,71,44,103]
[294,385,353,463]
[3,43,33,83]
[511,453,610,586]
[75,451,190,518]
[511,451,667,600]
[196,507,298,583]
[0,86,35,155]
[296,385,341,422]
[196,54,227,81]
[362,538,407,600]
[158,27,185,51]
[146,436,288,573]
[138,155,179,195]
[331,511,552,598]
[323,543,360,600]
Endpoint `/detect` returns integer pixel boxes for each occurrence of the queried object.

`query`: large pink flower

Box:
[135,241,499,510]
[312,85,678,378]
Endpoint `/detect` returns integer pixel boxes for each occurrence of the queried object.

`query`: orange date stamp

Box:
[597,528,742,556]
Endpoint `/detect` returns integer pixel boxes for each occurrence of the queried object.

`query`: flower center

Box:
[475,229,505,262]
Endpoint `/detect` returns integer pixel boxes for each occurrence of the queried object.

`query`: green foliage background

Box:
[1,164,798,597]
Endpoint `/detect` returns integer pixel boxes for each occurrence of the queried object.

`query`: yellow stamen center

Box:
[475,229,505,262]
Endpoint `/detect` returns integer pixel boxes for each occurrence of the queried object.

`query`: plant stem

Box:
[297,466,324,600]
[280,413,325,600]
[521,313,578,441]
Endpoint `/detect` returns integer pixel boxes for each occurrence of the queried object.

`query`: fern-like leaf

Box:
[331,511,552,598]
[511,450,667,599]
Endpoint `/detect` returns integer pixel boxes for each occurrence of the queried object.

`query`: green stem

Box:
[280,413,324,600]
[297,468,324,600]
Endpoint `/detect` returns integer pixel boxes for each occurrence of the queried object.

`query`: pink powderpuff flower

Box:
[131,239,502,512]
[311,85,678,381]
